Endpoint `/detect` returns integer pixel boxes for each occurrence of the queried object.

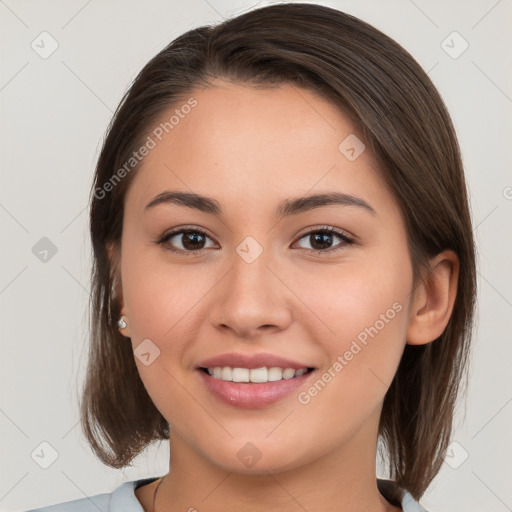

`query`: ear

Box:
[406,249,459,345]
[107,242,131,338]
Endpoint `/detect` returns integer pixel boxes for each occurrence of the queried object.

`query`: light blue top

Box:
[23,477,429,511]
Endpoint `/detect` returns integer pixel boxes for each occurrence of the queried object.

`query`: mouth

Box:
[196,358,316,408]
[198,366,315,382]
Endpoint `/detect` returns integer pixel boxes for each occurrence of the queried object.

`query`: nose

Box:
[208,248,293,340]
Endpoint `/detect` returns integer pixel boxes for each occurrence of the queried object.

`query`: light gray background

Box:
[1,1,511,511]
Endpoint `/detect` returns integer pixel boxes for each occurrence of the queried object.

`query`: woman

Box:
[25,3,476,511]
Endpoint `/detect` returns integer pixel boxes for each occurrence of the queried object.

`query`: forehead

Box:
[125,80,394,220]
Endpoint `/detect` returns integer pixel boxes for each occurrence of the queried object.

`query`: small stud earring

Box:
[118,316,127,329]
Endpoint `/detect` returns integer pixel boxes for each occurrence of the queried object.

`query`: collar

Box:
[108,476,429,511]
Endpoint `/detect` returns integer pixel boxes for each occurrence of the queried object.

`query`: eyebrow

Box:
[144,190,376,217]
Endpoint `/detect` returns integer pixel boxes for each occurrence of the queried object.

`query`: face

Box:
[117,80,415,473]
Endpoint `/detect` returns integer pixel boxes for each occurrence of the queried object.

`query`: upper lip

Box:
[197,352,313,370]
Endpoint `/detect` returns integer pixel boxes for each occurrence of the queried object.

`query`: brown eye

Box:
[156,225,354,256]
[158,228,216,254]
[295,226,354,255]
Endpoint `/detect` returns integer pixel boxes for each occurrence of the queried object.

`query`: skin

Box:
[112,80,459,512]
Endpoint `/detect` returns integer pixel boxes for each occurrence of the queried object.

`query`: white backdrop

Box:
[1,1,511,511]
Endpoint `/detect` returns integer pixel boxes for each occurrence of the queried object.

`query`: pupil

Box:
[183,232,204,250]
[311,233,332,250]
[180,232,333,251]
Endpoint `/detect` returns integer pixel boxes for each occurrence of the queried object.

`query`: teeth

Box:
[221,367,232,381]
[206,366,309,383]
[282,368,296,379]
[232,368,249,382]
[249,367,268,383]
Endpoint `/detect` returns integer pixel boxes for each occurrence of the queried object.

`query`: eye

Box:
[156,227,217,254]
[156,225,355,256]
[294,226,354,255]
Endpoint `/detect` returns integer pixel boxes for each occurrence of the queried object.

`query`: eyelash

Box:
[155,225,355,257]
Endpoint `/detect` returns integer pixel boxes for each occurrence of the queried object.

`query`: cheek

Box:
[119,245,211,419]
[294,254,411,406]
[120,242,206,342]
[300,251,410,333]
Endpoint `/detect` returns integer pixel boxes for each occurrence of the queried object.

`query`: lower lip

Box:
[197,369,315,409]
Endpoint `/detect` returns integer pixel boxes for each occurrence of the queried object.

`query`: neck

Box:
[153,413,401,512]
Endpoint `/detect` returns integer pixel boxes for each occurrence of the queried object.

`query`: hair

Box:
[79,2,476,501]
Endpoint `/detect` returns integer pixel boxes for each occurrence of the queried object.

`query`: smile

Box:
[201,366,311,383]
[197,366,316,409]
[196,352,317,408]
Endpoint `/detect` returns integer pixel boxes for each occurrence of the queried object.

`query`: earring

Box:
[118,316,127,329]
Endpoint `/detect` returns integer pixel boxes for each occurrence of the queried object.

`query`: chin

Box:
[198,437,312,476]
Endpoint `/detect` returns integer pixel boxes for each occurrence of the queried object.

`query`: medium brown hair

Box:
[80,3,476,501]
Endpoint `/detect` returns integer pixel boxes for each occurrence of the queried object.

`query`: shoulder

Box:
[21,478,160,512]
[21,492,110,512]
[377,478,430,512]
